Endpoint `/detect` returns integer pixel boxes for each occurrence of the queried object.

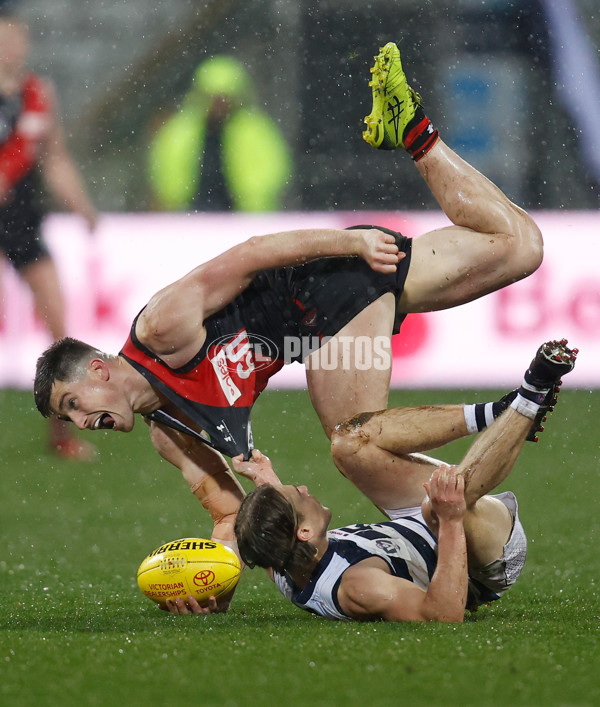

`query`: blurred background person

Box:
[0,13,98,461]
[147,55,292,212]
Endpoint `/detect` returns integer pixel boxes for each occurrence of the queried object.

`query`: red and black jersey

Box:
[120,269,293,457]
[0,72,51,190]
[120,230,412,458]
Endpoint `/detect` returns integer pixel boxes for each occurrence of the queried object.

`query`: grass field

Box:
[1,387,598,707]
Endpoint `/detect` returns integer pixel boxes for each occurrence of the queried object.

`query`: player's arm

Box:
[136,227,403,367]
[339,467,468,622]
[338,528,467,622]
[147,422,248,616]
[166,448,284,617]
[38,79,97,230]
[193,227,405,315]
[145,421,245,552]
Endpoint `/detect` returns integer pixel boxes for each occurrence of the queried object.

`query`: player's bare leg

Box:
[363,42,543,313]
[309,292,546,511]
[20,257,98,462]
[305,294,470,511]
[330,403,469,510]
[305,294,395,438]
[401,140,543,311]
[20,258,66,339]
[423,340,577,569]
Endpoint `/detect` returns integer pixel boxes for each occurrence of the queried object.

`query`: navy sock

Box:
[464,400,508,434]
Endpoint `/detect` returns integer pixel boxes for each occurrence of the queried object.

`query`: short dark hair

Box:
[235,484,316,574]
[34,337,101,417]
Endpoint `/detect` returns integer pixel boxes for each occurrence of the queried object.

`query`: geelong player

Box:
[221,340,576,622]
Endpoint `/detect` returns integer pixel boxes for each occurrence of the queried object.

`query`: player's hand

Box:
[359,229,405,273]
[162,594,229,615]
[423,465,466,523]
[232,449,282,487]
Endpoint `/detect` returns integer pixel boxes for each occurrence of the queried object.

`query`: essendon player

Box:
[0,15,97,460]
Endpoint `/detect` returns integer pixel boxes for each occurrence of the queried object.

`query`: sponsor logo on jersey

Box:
[210,347,242,404]
[209,330,280,403]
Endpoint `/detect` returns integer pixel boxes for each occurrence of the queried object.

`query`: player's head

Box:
[34,337,134,433]
[34,338,99,416]
[0,15,30,77]
[235,483,330,573]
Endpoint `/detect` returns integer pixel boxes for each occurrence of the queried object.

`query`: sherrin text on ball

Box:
[137,537,241,606]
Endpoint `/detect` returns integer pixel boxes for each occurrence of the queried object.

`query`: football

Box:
[137,537,241,606]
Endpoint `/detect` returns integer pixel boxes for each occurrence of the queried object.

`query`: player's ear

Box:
[89,358,110,381]
[296,524,313,543]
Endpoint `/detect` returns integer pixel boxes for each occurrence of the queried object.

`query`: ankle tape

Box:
[510,381,549,420]
[403,108,438,161]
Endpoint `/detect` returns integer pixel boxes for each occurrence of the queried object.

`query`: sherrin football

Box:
[137,537,241,606]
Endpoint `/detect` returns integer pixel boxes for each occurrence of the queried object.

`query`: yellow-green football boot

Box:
[363,42,426,151]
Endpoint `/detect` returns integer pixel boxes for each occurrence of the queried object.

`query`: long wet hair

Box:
[234,484,317,574]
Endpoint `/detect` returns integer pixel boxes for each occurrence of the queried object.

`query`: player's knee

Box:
[524,222,544,274]
[330,412,377,466]
[512,214,544,278]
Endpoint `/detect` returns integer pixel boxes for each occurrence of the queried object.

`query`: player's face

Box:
[50,371,135,433]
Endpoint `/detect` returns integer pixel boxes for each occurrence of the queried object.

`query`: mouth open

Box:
[93,413,116,430]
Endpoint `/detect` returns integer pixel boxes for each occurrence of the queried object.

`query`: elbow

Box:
[424,610,465,624]
[211,511,239,544]
[439,612,465,624]
[422,595,467,623]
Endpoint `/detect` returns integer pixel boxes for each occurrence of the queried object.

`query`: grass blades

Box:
[1,388,598,706]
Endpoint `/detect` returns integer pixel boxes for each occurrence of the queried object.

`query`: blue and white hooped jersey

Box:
[273,517,439,621]
[273,515,505,621]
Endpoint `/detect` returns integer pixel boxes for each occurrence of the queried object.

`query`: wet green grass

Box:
[1,388,598,706]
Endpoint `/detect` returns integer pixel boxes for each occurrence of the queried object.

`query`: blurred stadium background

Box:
[1,3,599,705]
[2,0,600,389]
[13,0,600,211]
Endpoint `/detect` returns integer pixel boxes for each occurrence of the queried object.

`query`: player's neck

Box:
[121,357,165,414]
[289,537,329,589]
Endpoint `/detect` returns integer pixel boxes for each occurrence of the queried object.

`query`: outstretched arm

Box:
[39,80,98,230]
[137,228,404,368]
[152,440,282,616]
[146,421,245,551]
[338,466,468,622]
